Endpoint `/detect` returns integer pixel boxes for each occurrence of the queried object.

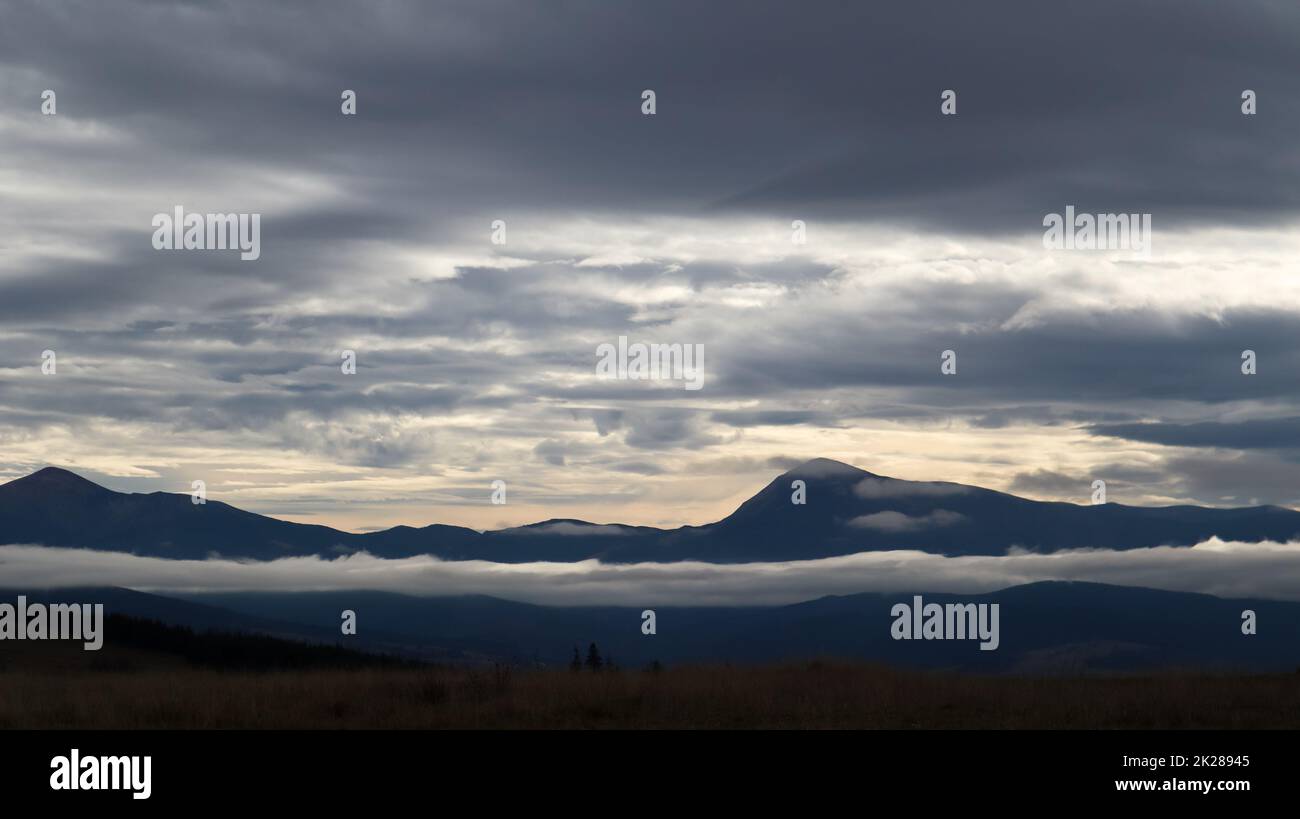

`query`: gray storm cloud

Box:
[5,0,1298,230]
[3,540,1299,607]
[5,0,1300,526]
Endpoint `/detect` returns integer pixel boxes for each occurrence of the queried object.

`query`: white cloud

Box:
[3,538,1300,607]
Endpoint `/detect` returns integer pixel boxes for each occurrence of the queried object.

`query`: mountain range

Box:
[3,458,1300,562]
[181,580,1300,672]
[8,582,1297,673]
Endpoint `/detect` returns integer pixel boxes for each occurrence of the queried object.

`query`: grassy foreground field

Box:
[3,662,1299,729]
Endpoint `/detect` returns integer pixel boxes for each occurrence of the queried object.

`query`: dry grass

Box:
[2,661,1298,729]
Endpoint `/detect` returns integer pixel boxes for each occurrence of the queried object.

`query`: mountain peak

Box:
[784,458,876,479]
[3,466,113,496]
[497,519,635,537]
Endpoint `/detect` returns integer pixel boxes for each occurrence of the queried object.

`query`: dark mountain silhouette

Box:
[0,466,481,560]
[3,459,1300,562]
[0,586,492,665]
[24,581,1298,673]
[647,457,1300,561]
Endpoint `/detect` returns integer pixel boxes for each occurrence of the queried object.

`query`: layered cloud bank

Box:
[4,1,1300,532]
[3,539,1299,607]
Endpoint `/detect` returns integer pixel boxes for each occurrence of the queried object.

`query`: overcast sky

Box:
[2,0,1300,532]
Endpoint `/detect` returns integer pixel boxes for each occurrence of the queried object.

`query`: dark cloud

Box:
[2,0,1298,231]
[1090,417,1300,451]
[3,0,1300,523]
[1009,469,1086,498]
[1162,452,1300,507]
[710,409,831,428]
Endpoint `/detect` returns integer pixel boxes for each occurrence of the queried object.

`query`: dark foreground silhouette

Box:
[4,661,1298,729]
[2,618,1297,729]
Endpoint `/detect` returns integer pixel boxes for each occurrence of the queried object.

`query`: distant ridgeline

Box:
[2,459,1299,562]
[3,582,1297,674]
